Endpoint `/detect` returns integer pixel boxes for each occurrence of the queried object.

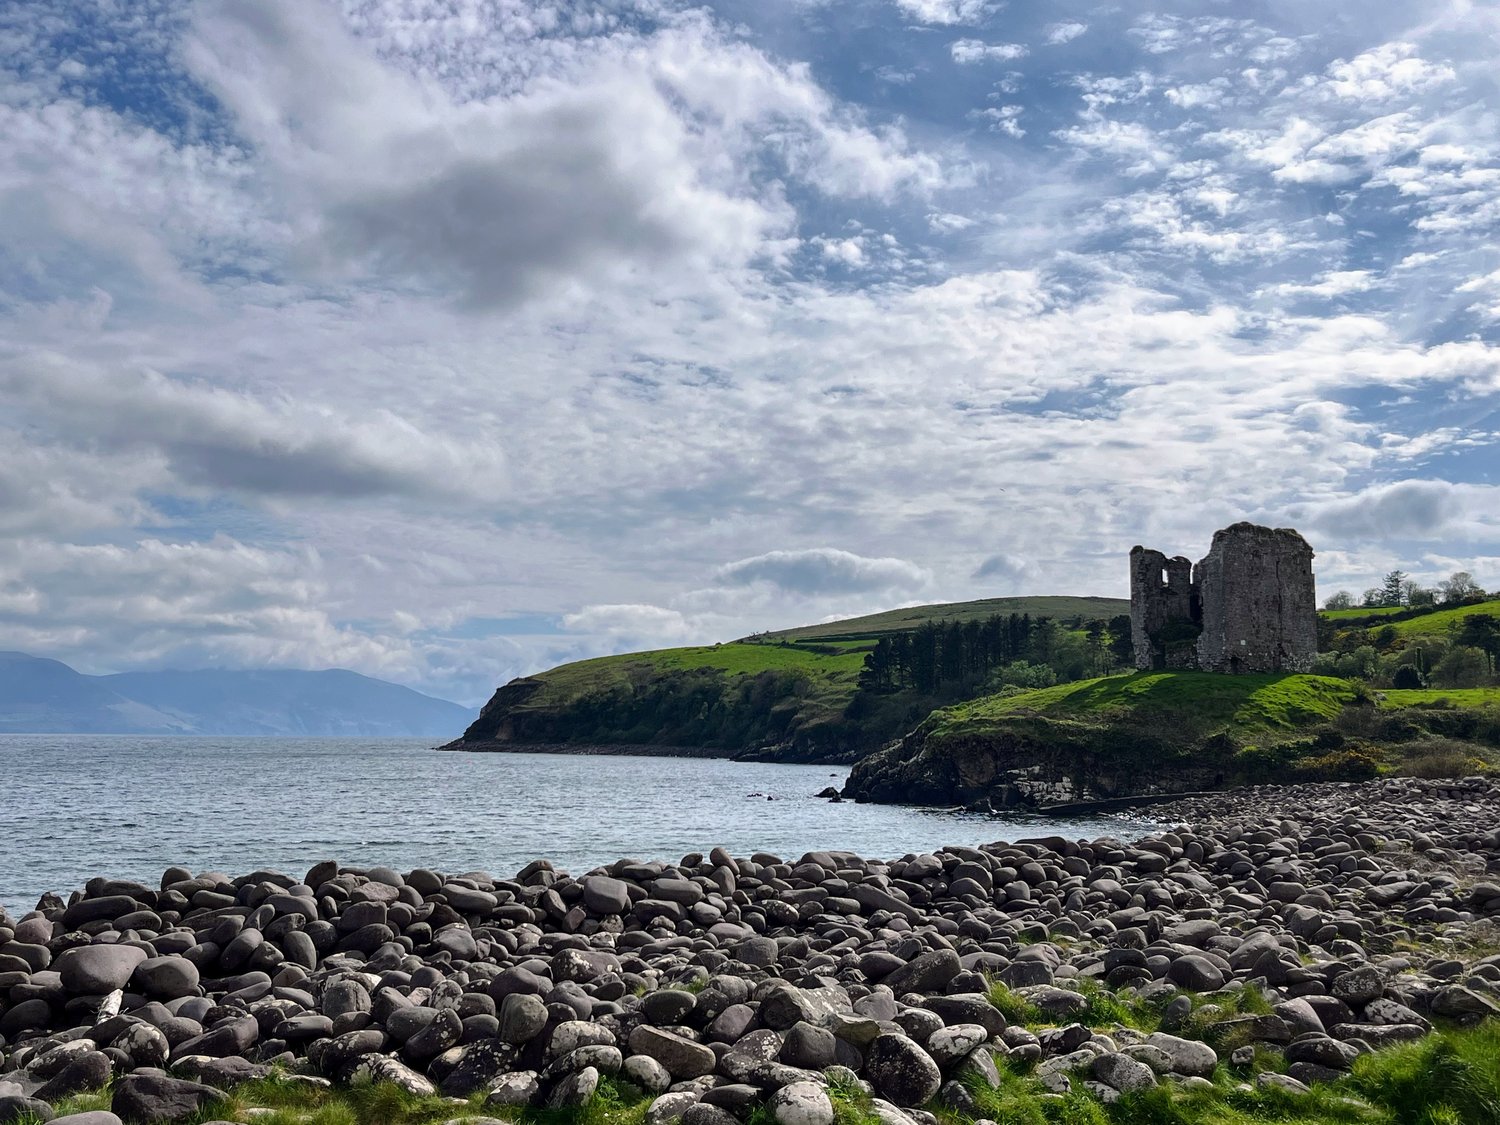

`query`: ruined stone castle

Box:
[1130,522,1318,674]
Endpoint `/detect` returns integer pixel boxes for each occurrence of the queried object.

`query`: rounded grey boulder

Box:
[627,1026,717,1079]
[131,957,200,1001]
[767,1081,834,1125]
[57,945,148,995]
[498,993,548,1045]
[865,1034,941,1107]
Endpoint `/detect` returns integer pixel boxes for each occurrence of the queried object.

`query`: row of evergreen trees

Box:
[856,612,1132,695]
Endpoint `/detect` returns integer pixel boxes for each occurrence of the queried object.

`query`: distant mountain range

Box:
[0,652,473,738]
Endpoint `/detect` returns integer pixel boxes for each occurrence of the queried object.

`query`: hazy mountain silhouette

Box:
[0,652,472,737]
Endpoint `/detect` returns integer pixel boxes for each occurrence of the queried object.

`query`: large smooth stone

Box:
[582,876,632,915]
[56,946,147,995]
[112,1074,220,1123]
[131,957,199,1001]
[866,1034,941,1107]
[768,1081,834,1125]
[627,1027,717,1079]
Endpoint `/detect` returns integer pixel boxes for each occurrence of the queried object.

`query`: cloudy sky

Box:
[2,0,1498,704]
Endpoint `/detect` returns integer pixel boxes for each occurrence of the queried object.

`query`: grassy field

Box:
[520,642,869,710]
[1322,598,1500,638]
[1378,687,1500,709]
[1384,598,1500,637]
[757,595,1129,643]
[927,671,1359,740]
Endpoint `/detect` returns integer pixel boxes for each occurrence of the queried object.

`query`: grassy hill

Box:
[445,595,1131,762]
[844,668,1500,808]
[1323,597,1500,639]
[925,671,1359,740]
[446,589,1500,788]
[756,595,1129,643]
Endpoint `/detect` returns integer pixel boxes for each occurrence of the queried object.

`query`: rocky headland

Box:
[2,776,1500,1123]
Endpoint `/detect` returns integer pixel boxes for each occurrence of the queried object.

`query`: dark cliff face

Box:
[451,676,546,744]
[842,714,1233,809]
[441,671,864,762]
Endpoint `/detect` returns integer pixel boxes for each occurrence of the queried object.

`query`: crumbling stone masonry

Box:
[1130,522,1318,674]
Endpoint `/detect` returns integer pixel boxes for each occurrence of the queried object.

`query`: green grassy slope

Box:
[1380,687,1500,708]
[1323,597,1500,637]
[1386,597,1500,636]
[757,595,1129,643]
[845,665,1500,807]
[928,671,1359,740]
[1322,605,1407,620]
[524,642,869,708]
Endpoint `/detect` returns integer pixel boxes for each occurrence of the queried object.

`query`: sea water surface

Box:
[0,736,1156,913]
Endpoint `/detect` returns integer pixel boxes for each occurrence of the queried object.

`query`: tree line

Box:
[855,612,1132,695]
[1324,570,1487,611]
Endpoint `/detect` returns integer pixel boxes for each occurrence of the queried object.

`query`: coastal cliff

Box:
[843,669,1500,809]
[440,595,1130,763]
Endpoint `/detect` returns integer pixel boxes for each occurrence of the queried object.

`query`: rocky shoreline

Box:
[2,776,1499,1124]
[435,741,732,759]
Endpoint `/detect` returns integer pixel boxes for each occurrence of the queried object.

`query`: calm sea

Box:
[0,736,1155,914]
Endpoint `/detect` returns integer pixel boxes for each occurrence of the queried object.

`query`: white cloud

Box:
[1127,15,1269,58]
[2,0,1500,705]
[972,553,1038,591]
[1045,22,1088,46]
[893,0,996,26]
[1323,42,1455,101]
[1,353,505,502]
[0,534,382,672]
[815,237,867,266]
[951,40,1028,64]
[713,549,930,596]
[1265,271,1379,300]
[927,211,976,232]
[975,105,1024,137]
[562,603,695,641]
[1055,113,1171,174]
[182,2,947,312]
[1290,480,1497,542]
[1165,81,1227,110]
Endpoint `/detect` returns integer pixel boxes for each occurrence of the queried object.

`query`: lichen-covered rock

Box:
[865,1035,941,1108]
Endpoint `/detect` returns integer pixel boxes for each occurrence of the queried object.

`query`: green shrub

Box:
[1289,747,1382,781]
[1399,739,1493,778]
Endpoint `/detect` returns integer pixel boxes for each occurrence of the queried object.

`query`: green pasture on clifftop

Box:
[757,595,1130,643]
[925,671,1360,742]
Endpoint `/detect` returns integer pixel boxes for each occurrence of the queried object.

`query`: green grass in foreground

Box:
[40,1023,1499,1125]
[928,671,1359,740]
